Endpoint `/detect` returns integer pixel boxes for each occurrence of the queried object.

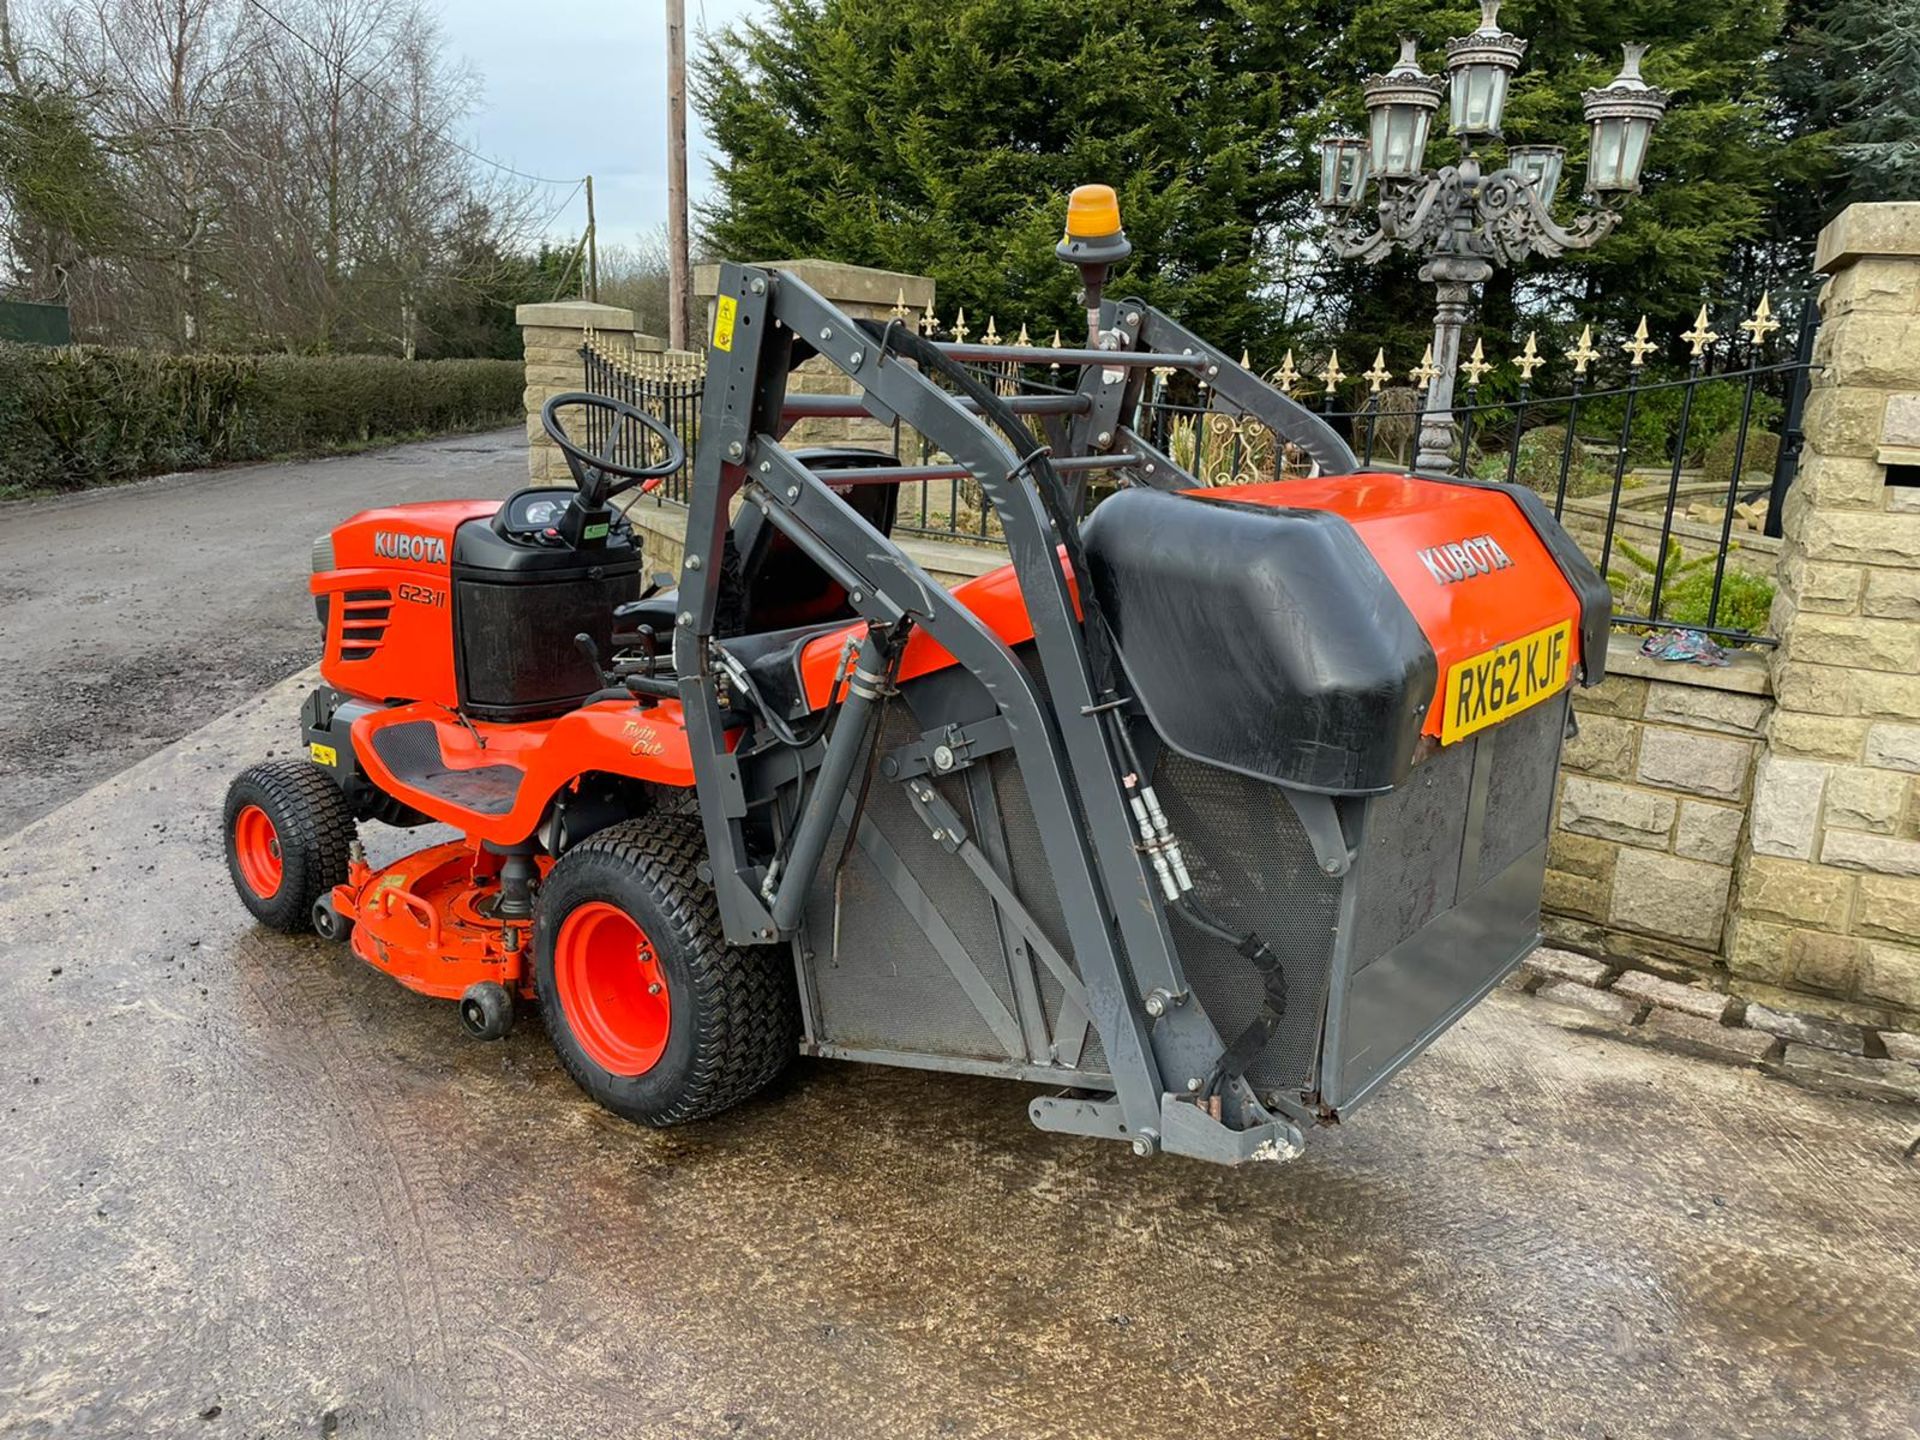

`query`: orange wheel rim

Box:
[552,902,670,1076]
[233,804,284,900]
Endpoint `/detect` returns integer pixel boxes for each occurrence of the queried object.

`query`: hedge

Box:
[0,344,525,494]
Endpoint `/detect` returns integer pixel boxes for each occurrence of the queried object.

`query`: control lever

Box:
[574,632,615,688]
[608,624,659,660]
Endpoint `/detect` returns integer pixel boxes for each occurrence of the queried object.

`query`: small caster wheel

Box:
[312,895,353,943]
[459,982,515,1041]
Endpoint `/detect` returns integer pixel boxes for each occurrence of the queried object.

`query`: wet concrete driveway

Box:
[1,672,1916,1439]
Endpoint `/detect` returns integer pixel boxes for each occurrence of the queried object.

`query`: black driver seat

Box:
[617,447,900,641]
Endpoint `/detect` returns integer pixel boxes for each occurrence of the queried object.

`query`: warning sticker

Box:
[713,294,738,352]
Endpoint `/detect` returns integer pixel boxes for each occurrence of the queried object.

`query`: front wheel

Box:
[533,817,795,1127]
[223,761,355,933]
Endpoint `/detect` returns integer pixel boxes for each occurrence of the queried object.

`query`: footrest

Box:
[368,720,524,816]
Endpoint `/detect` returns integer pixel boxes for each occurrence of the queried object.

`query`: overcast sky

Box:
[446,0,765,244]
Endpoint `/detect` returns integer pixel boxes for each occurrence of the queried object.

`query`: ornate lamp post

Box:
[1317,2,1669,471]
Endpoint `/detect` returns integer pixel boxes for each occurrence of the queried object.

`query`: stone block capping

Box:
[1519,948,1920,1103]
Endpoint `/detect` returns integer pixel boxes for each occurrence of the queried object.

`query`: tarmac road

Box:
[2,438,1919,1437]
[0,429,526,835]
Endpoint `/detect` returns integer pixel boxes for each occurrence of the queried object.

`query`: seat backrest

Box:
[732,448,900,632]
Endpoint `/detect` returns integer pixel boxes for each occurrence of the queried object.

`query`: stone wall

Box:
[1545,637,1772,975]
[1722,202,1920,1028]
[515,300,661,486]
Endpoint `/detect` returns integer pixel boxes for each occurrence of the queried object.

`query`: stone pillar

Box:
[515,300,664,485]
[1729,202,1920,1025]
[692,259,934,451]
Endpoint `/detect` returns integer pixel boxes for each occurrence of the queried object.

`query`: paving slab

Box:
[2,677,1919,1439]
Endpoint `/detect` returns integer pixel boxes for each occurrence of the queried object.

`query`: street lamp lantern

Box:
[1324,20,1668,471]
[1582,44,1670,194]
[1508,144,1566,208]
[1318,134,1370,211]
[1362,38,1444,181]
[1444,0,1526,140]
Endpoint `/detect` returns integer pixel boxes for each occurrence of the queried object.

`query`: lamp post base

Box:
[1413,256,1492,473]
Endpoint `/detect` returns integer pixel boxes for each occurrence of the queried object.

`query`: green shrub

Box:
[1702,427,1781,489]
[1664,565,1777,639]
[1581,381,1784,467]
[0,343,524,493]
[1471,424,1620,499]
[1605,534,1776,642]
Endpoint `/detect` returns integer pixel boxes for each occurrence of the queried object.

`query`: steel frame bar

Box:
[782,392,1090,420]
[931,343,1215,369]
[1131,307,1359,477]
[677,263,1329,1157]
[765,455,1141,487]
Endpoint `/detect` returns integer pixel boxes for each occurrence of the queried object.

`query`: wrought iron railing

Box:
[1138,298,1817,645]
[578,292,1817,645]
[579,336,702,503]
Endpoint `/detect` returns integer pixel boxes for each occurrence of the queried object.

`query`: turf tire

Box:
[534,817,796,1127]
[223,760,356,934]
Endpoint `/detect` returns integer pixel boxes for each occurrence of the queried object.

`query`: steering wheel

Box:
[541,391,687,504]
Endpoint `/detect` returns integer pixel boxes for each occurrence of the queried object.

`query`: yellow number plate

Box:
[1440,620,1572,745]
[308,741,338,766]
[712,294,738,352]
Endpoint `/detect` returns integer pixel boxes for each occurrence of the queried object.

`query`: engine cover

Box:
[312,499,495,708]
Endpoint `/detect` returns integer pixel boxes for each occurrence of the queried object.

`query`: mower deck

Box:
[335,842,542,1001]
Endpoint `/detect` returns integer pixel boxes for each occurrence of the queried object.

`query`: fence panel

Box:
[580,340,701,503]
[579,295,1817,645]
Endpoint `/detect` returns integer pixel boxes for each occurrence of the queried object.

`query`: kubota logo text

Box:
[1416,534,1513,586]
[373,530,446,565]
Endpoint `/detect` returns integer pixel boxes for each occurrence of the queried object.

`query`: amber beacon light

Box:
[1056,184,1132,346]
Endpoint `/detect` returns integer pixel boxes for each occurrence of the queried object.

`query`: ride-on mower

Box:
[224,187,1607,1165]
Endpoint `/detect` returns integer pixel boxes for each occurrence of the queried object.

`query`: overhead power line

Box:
[238,0,585,188]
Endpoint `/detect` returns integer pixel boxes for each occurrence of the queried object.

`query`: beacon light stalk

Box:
[1056,183,1132,348]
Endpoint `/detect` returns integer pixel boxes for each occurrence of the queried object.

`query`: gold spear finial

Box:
[1050,329,1063,371]
[1409,344,1439,389]
[1320,349,1346,394]
[1016,322,1030,346]
[1241,347,1253,370]
[952,308,970,343]
[1515,331,1544,383]
[1740,291,1781,346]
[891,288,910,322]
[1567,324,1600,377]
[1682,303,1719,359]
[1363,348,1392,393]
[983,315,1000,346]
[1460,338,1494,387]
[920,304,938,336]
[1273,348,1301,393]
[1622,315,1657,368]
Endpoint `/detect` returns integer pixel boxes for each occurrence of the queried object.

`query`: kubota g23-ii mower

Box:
[224,187,1608,1164]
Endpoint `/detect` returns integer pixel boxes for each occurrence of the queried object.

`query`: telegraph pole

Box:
[585,173,599,303]
[665,0,691,350]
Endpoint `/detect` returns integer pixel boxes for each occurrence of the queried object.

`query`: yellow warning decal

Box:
[308,741,338,766]
[1440,619,1572,745]
[713,294,738,352]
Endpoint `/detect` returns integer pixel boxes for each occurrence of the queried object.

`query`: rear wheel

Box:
[223,761,356,933]
[534,817,795,1126]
